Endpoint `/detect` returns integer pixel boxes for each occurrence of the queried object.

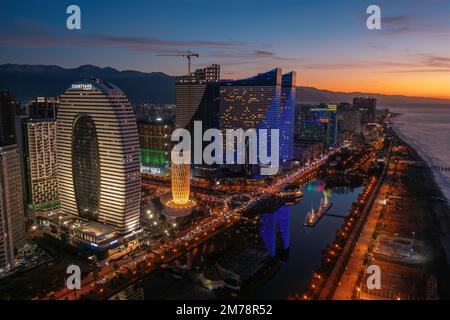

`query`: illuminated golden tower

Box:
[161,151,195,217]
[171,162,190,205]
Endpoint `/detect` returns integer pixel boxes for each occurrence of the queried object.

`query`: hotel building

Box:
[57,79,140,233]
[219,68,282,176]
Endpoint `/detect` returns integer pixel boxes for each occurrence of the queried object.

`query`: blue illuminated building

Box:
[219,68,296,176]
[280,72,296,166]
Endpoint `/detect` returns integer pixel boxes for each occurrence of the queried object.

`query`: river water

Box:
[117,179,363,300]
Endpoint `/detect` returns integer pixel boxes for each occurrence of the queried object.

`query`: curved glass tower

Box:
[219,68,282,175]
[57,79,141,233]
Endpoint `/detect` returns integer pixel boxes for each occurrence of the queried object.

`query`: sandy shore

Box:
[389,129,450,298]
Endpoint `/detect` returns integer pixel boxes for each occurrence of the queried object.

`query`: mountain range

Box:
[1,64,449,107]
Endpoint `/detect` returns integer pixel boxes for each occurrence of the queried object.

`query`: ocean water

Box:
[390,104,450,205]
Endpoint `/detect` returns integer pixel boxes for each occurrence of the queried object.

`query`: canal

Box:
[113,178,363,300]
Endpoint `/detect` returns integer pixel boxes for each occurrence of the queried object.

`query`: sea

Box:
[390,104,450,205]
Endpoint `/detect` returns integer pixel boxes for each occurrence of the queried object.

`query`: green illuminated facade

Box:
[138,121,173,175]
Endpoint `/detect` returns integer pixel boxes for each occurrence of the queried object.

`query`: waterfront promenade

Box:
[318,142,391,300]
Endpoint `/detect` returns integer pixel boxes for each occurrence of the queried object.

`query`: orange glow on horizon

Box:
[229,68,450,101]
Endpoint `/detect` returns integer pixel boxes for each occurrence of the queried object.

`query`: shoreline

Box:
[390,121,450,266]
[391,115,450,207]
[388,128,450,298]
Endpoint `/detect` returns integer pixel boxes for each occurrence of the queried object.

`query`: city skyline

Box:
[1,0,450,304]
[1,0,450,99]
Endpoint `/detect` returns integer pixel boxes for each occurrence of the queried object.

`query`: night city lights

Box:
[0,0,450,317]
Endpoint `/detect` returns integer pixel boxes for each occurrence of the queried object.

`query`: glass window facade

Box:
[72,115,100,220]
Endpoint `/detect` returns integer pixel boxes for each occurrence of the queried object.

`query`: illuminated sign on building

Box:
[71,83,93,90]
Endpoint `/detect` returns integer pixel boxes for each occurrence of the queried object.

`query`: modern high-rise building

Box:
[353,97,376,124]
[337,103,362,135]
[0,91,18,147]
[219,68,282,176]
[175,64,221,178]
[280,72,296,166]
[0,145,26,271]
[138,120,173,176]
[25,119,59,212]
[300,104,338,148]
[57,79,140,233]
[175,64,220,130]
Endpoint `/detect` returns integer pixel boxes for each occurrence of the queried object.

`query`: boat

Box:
[278,184,304,203]
[304,207,316,227]
[316,194,332,218]
[303,194,334,228]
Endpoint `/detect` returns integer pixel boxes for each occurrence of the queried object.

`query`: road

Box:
[44,146,344,300]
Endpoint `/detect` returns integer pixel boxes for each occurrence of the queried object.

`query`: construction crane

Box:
[157,50,199,75]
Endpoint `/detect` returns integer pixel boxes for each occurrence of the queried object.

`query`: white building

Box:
[0,145,26,271]
[57,79,140,233]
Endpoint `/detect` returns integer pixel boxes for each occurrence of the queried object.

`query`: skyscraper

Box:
[57,79,140,233]
[280,72,296,166]
[0,145,26,270]
[0,91,18,147]
[219,68,282,176]
[25,119,59,212]
[353,97,376,124]
[175,64,221,178]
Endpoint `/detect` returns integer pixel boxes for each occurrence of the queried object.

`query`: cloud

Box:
[0,32,249,51]
[379,14,450,35]
[382,15,412,26]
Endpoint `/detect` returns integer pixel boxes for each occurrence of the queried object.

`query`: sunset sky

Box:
[1,0,450,98]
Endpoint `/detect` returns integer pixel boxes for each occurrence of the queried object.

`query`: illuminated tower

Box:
[57,79,140,233]
[171,162,190,205]
[280,72,296,166]
[161,151,195,216]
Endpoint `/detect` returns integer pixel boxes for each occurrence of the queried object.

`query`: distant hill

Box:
[1,64,449,107]
[297,86,450,108]
[0,64,175,104]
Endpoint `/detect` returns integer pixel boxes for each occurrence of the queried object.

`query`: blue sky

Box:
[1,0,450,97]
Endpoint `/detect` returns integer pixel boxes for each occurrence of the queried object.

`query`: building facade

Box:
[0,91,18,147]
[175,64,221,178]
[353,97,376,124]
[25,119,59,212]
[57,79,140,233]
[219,68,282,176]
[300,104,338,148]
[280,72,296,167]
[0,145,26,270]
[138,120,173,176]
